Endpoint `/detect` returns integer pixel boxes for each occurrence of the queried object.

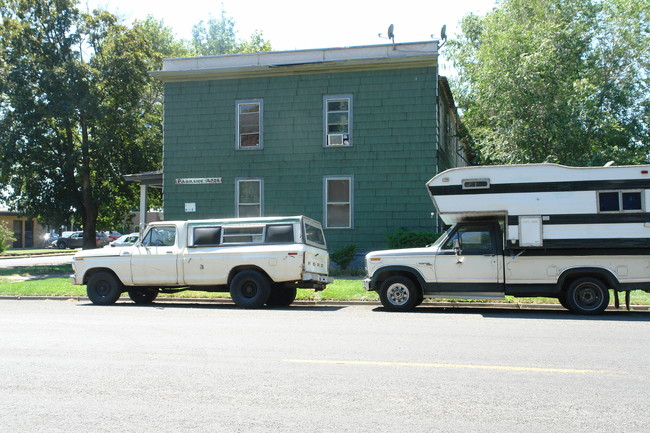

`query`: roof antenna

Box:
[378,24,396,49]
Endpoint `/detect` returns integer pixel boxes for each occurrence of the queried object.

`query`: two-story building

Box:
[151,41,468,251]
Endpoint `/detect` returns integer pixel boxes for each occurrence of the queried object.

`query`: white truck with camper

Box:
[71,216,332,308]
[364,164,650,314]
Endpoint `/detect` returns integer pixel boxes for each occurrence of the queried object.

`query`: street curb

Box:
[0,296,648,312]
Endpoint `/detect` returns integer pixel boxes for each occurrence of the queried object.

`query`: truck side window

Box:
[142,227,176,247]
[265,224,294,243]
[443,225,494,254]
[193,227,222,246]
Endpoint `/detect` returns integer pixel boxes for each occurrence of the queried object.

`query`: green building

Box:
[151,41,468,252]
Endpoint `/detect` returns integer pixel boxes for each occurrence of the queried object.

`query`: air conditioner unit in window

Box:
[328,134,349,146]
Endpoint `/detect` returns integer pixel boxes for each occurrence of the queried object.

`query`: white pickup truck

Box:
[364,164,650,314]
[71,216,332,308]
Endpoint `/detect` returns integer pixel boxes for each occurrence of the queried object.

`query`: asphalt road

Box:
[1,300,649,433]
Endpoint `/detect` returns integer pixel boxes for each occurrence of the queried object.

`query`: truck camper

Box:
[364,164,650,314]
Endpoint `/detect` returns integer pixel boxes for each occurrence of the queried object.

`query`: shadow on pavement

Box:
[372,305,650,321]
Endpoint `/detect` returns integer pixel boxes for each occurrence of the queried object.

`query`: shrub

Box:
[385,228,442,249]
[0,222,16,253]
[330,244,358,270]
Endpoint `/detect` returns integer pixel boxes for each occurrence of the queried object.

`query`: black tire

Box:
[128,289,159,304]
[557,292,570,310]
[57,240,67,249]
[379,276,421,311]
[87,271,122,305]
[266,287,298,307]
[230,270,271,309]
[565,277,610,314]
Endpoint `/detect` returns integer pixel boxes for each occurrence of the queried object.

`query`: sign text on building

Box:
[175,177,222,185]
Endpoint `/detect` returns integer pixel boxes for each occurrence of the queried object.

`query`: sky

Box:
[84,0,497,74]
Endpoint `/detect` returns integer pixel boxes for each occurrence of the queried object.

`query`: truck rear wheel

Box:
[128,289,159,304]
[266,287,297,307]
[230,270,271,309]
[87,271,122,305]
[379,276,420,311]
[565,277,609,315]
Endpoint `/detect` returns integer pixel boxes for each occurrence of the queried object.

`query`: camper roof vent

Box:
[462,178,490,190]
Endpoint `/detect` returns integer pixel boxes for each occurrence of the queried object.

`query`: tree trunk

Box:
[80,116,98,250]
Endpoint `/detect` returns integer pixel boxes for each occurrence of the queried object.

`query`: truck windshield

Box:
[142,226,176,247]
[304,221,327,249]
[429,230,449,248]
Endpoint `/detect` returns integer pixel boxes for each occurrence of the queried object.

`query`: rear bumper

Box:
[302,272,333,290]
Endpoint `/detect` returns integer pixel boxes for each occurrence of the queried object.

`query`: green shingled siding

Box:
[162,67,439,250]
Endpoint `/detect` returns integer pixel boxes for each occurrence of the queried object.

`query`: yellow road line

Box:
[284,359,613,374]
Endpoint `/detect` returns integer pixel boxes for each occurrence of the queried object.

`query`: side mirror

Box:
[453,238,461,255]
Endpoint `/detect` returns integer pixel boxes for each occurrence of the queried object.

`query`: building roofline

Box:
[151,41,439,82]
[124,171,163,188]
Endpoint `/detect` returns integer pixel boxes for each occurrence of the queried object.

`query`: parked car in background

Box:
[109,233,139,247]
[53,232,110,249]
[105,231,122,241]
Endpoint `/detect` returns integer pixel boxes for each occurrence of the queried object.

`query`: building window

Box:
[324,176,353,228]
[236,100,263,150]
[598,190,643,212]
[236,178,263,217]
[324,95,352,147]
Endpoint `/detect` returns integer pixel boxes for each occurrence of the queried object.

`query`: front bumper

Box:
[363,277,373,291]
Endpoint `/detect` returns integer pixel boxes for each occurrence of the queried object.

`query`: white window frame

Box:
[323,175,353,229]
[597,190,644,213]
[235,178,264,217]
[236,99,263,150]
[323,95,352,148]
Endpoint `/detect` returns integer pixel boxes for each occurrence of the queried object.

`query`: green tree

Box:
[191,9,271,55]
[138,15,194,62]
[446,0,650,165]
[0,0,161,248]
[0,221,15,253]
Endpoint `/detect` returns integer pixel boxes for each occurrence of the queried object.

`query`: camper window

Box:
[598,191,643,212]
[222,226,264,244]
[462,179,490,190]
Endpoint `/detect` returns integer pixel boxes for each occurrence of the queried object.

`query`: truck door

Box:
[129,225,178,285]
[433,223,504,297]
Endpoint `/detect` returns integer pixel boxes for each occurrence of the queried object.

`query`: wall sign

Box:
[175,177,222,185]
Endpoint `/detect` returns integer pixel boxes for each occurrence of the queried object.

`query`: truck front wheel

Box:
[565,277,610,315]
[87,271,122,305]
[230,270,271,309]
[379,276,421,311]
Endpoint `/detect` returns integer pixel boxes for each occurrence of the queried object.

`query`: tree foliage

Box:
[0,0,161,247]
[191,9,271,56]
[446,0,650,165]
[0,1,271,249]
[0,221,15,253]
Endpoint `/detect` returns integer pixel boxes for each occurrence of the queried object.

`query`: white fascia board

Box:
[151,41,438,82]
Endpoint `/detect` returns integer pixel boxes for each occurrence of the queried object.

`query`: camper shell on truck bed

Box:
[364,164,650,314]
